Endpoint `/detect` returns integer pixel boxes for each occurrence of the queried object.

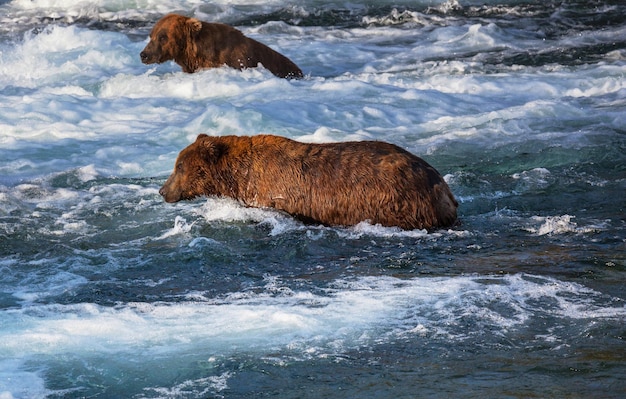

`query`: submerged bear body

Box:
[140,13,303,79]
[160,134,458,230]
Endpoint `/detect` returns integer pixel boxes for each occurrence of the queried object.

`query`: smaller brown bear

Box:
[159,134,458,230]
[140,13,303,79]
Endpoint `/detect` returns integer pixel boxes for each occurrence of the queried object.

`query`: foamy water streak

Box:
[2,274,623,355]
[2,274,624,397]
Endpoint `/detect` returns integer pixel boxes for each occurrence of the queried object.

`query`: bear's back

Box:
[196,23,303,78]
[243,135,457,229]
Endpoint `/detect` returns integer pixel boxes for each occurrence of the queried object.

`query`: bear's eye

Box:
[158,33,168,43]
[176,162,184,172]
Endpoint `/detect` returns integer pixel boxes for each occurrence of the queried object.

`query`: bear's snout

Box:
[140,49,156,64]
[159,183,182,203]
[158,185,173,201]
[140,40,161,64]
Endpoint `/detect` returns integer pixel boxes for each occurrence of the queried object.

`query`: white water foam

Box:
[159,196,463,239]
[158,215,195,239]
[526,215,607,236]
[2,274,623,359]
[142,371,233,399]
[1,273,624,397]
[0,359,52,399]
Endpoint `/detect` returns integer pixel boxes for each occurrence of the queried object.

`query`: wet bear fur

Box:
[159,134,458,230]
[140,13,303,79]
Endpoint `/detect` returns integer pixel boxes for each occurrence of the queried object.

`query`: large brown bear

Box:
[159,134,458,230]
[140,14,303,79]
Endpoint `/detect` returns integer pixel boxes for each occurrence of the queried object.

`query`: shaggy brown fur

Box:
[140,14,303,79]
[160,134,458,230]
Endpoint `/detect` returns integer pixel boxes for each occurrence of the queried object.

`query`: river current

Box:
[0,0,625,398]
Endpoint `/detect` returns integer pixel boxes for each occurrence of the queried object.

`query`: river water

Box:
[0,0,625,398]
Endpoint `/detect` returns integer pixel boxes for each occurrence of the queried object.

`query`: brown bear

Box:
[140,14,303,79]
[159,134,458,230]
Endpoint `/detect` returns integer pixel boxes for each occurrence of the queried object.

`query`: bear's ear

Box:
[197,135,226,163]
[187,18,203,34]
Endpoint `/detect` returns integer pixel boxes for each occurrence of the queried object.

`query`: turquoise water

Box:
[1,0,625,397]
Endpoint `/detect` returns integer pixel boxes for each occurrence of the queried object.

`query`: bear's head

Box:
[140,14,202,67]
[159,134,228,203]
